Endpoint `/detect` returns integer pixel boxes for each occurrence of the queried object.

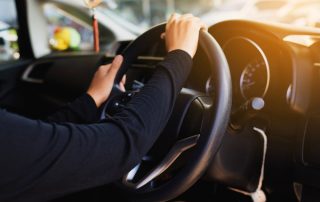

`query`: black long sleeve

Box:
[46,93,100,124]
[0,50,192,202]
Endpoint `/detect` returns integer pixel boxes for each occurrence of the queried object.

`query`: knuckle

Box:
[172,18,178,23]
[191,16,198,21]
[98,65,106,71]
[186,19,195,25]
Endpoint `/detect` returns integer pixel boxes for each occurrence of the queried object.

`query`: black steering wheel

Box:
[104,23,232,201]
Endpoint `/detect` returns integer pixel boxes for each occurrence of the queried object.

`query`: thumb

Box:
[200,22,208,32]
[160,32,166,39]
[108,55,123,77]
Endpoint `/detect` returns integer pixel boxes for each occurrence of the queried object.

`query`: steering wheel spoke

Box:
[122,134,200,189]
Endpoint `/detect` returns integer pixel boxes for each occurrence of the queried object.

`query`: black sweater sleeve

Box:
[46,93,100,124]
[0,50,192,202]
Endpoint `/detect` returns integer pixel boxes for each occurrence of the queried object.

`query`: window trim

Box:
[15,0,34,60]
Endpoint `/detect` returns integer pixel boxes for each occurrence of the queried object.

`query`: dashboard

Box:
[185,21,294,118]
[124,20,320,193]
[207,20,320,193]
[123,20,319,123]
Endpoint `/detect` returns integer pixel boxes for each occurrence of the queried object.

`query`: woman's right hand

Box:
[164,13,207,58]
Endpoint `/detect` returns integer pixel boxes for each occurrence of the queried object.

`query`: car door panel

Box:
[14,54,106,118]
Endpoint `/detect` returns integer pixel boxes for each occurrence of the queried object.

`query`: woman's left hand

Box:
[87,55,124,107]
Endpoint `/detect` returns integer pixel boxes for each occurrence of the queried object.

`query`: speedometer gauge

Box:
[223,36,271,101]
[240,59,270,99]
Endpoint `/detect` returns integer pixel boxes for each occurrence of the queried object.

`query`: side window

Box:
[43,3,93,52]
[0,0,20,64]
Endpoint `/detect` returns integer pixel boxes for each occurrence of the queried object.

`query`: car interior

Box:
[1,0,320,201]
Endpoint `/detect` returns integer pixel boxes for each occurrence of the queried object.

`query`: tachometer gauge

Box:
[240,59,270,99]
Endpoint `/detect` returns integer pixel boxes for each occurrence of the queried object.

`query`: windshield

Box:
[42,0,320,54]
[98,0,320,31]
[100,0,215,30]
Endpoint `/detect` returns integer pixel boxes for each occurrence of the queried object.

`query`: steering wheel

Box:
[104,24,232,201]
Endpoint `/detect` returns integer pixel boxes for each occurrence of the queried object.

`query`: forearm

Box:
[46,93,100,124]
[110,50,193,154]
[0,50,192,201]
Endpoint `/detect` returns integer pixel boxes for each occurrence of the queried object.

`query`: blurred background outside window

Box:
[40,0,320,53]
[0,0,19,64]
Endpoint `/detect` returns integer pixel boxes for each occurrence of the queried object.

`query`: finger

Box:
[167,13,181,26]
[108,55,123,77]
[199,21,208,32]
[188,17,208,32]
[181,16,199,26]
[120,74,126,85]
[189,17,207,31]
[167,13,176,30]
[160,32,165,39]
[119,75,126,92]
[119,83,126,92]
[168,13,180,22]
[180,13,194,20]
[97,64,111,75]
[167,13,180,31]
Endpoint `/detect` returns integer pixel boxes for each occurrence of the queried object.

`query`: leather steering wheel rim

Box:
[116,23,232,202]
